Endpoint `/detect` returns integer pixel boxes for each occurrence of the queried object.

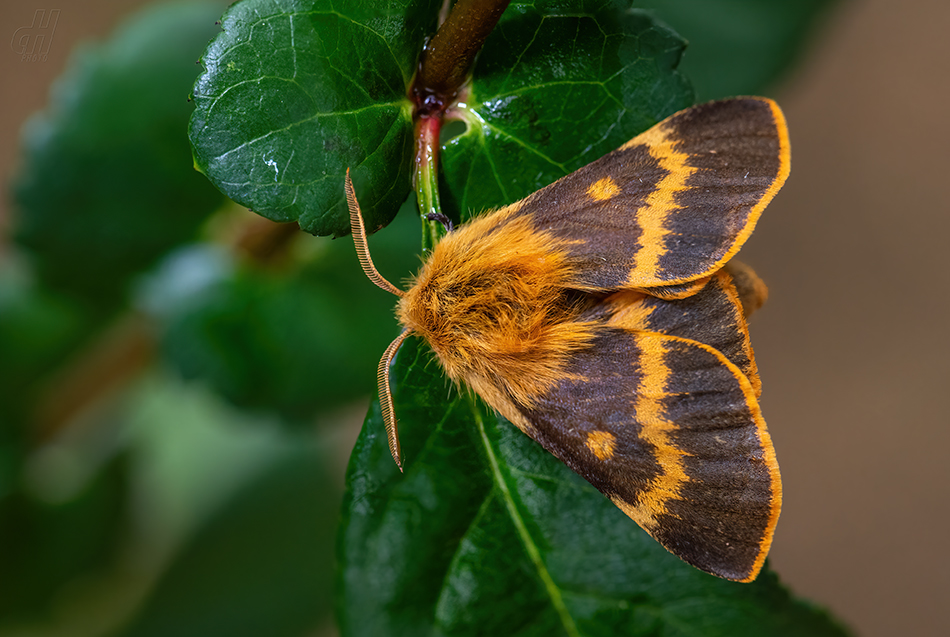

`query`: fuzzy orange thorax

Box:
[397,206,598,409]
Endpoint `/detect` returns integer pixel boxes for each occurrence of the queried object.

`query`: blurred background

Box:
[1,1,948,636]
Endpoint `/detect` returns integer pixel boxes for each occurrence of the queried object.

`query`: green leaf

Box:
[189,0,442,237]
[638,0,838,100]
[441,1,694,219]
[158,200,420,422]
[338,339,851,636]
[11,2,228,306]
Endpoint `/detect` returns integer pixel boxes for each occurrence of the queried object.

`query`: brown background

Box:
[2,1,948,635]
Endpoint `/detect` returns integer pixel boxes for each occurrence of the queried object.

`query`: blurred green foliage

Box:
[13,2,227,308]
[1,0,841,635]
[639,0,838,100]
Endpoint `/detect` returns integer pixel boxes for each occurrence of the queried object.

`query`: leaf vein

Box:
[470,396,580,637]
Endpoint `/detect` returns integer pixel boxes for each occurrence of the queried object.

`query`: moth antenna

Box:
[345,169,404,297]
[378,328,413,472]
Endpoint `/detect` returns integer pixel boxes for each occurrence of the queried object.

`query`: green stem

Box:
[414,115,446,252]
[410,0,511,251]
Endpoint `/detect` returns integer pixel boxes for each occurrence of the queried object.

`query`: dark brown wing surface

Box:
[508,98,790,292]
[512,327,780,582]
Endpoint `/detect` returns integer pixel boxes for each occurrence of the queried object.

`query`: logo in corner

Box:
[11,9,60,62]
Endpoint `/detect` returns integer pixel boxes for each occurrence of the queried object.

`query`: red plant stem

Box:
[410,0,510,248]
[414,115,445,251]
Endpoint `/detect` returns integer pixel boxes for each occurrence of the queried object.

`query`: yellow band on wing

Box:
[620,126,698,287]
[611,333,690,530]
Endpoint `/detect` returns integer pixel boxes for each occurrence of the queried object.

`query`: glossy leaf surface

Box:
[188,1,695,235]
[189,0,441,236]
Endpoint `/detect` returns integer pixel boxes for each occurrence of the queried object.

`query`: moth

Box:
[346,97,789,582]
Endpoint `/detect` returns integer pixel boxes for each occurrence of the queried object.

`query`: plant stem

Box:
[412,0,510,115]
[34,314,154,442]
[410,0,510,250]
[414,115,446,252]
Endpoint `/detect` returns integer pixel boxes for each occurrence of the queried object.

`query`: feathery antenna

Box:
[345,169,404,297]
[378,329,413,471]
[346,170,410,471]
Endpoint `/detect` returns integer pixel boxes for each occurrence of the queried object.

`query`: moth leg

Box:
[425,212,454,232]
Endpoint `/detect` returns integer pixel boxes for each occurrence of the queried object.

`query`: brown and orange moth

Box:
[345,97,789,582]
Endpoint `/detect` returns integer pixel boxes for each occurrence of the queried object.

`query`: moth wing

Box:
[595,267,763,397]
[507,97,790,291]
[499,326,780,582]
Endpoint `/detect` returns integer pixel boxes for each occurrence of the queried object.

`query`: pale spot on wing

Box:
[586,430,617,460]
[586,176,621,201]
